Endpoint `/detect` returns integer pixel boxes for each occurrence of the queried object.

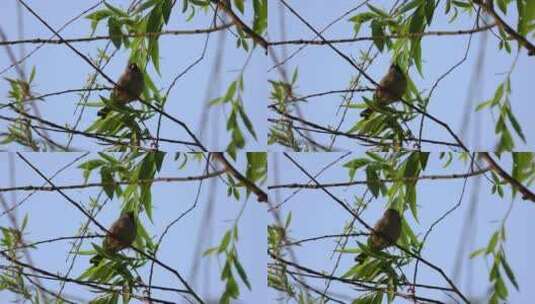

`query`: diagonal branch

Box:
[473,0,535,56]
[211,0,268,50]
[480,153,535,202]
[212,152,268,202]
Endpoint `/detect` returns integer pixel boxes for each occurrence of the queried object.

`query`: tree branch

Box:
[212,152,268,202]
[268,23,496,46]
[211,0,268,50]
[473,0,535,56]
[0,24,232,45]
[480,153,535,202]
[0,171,226,193]
[269,167,490,189]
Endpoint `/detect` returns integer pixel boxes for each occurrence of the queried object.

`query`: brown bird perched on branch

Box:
[90,211,137,265]
[360,63,407,119]
[98,62,145,118]
[355,208,402,262]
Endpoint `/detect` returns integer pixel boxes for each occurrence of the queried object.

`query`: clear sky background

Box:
[1,0,266,151]
[268,1,535,151]
[0,153,267,303]
[269,152,534,303]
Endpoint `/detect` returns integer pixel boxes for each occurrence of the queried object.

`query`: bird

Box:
[90,211,137,265]
[98,62,145,118]
[360,63,407,119]
[355,208,402,262]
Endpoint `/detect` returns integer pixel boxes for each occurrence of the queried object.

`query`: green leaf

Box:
[141,184,153,220]
[86,9,113,35]
[104,2,129,17]
[469,247,486,258]
[349,12,376,36]
[234,0,245,14]
[291,68,298,84]
[146,5,163,34]
[100,167,115,199]
[285,212,292,229]
[397,0,424,15]
[353,292,379,304]
[133,0,161,14]
[419,152,429,169]
[505,107,526,142]
[452,1,471,9]
[493,83,505,104]
[139,153,156,180]
[252,0,267,35]
[150,36,160,74]
[86,9,112,21]
[409,6,425,33]
[475,99,493,111]
[224,81,238,102]
[411,37,423,75]
[246,152,266,182]
[223,275,240,300]
[366,3,389,18]
[525,1,535,35]
[486,231,499,254]
[78,159,105,171]
[218,230,232,253]
[512,152,532,183]
[161,0,173,24]
[407,185,417,219]
[154,151,165,172]
[108,17,123,49]
[203,247,219,256]
[237,104,257,139]
[425,0,435,24]
[495,274,508,299]
[500,255,519,290]
[79,159,105,182]
[343,158,369,181]
[232,257,251,290]
[366,166,381,198]
[371,20,385,51]
[497,0,507,14]
[498,128,514,153]
[404,152,421,179]
[21,214,29,231]
[29,66,36,83]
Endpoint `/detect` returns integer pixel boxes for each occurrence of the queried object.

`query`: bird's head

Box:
[385,208,401,221]
[389,63,403,75]
[123,211,136,220]
[127,62,140,73]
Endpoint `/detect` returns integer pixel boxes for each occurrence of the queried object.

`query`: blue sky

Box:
[268,152,534,303]
[0,0,266,151]
[0,153,267,303]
